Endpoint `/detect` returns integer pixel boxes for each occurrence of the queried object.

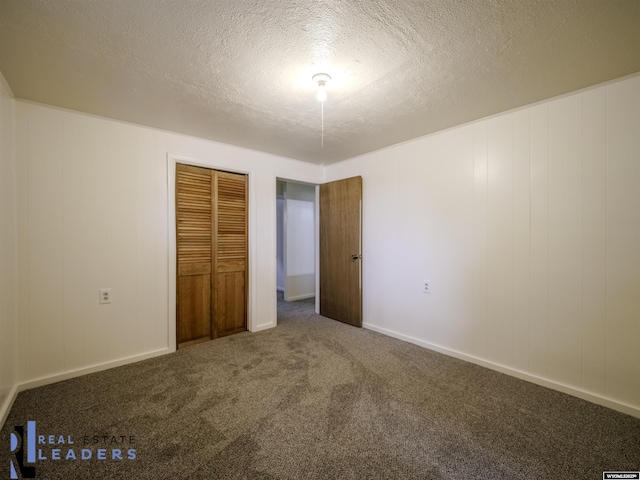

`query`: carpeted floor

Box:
[2,294,639,479]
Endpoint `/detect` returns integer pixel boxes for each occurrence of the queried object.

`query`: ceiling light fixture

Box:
[312,73,331,148]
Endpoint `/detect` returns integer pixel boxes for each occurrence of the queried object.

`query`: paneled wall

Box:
[0,76,17,423]
[15,101,322,385]
[325,74,640,414]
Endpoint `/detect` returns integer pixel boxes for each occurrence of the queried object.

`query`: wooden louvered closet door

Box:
[212,171,248,338]
[176,164,247,348]
[176,164,212,347]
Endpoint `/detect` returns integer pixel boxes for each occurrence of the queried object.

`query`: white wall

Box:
[0,75,17,425]
[325,74,640,416]
[15,101,323,386]
[276,197,285,291]
[283,182,316,301]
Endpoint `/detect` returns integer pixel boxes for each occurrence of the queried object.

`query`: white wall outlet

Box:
[423,280,431,294]
[99,288,112,304]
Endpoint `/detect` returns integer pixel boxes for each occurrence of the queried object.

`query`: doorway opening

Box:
[276,179,319,317]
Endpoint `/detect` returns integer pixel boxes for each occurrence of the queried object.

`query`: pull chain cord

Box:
[321,101,324,148]
[312,73,331,148]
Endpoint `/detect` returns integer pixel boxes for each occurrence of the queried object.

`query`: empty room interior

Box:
[1,1,639,479]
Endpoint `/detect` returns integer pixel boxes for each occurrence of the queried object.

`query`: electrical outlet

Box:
[99,288,112,304]
[423,280,431,294]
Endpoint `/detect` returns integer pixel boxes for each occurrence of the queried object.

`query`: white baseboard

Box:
[0,347,173,430]
[363,322,640,419]
[284,293,315,301]
[18,347,173,392]
[252,322,276,332]
[0,383,20,430]
[2,348,173,429]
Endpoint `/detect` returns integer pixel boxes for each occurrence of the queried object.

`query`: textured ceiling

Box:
[1,0,639,165]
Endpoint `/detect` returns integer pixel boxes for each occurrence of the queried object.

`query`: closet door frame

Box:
[167,154,253,352]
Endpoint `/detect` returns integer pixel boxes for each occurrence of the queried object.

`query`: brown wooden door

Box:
[176,164,247,348]
[319,176,362,327]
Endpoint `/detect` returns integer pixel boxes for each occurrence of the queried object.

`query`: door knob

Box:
[351,254,362,260]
